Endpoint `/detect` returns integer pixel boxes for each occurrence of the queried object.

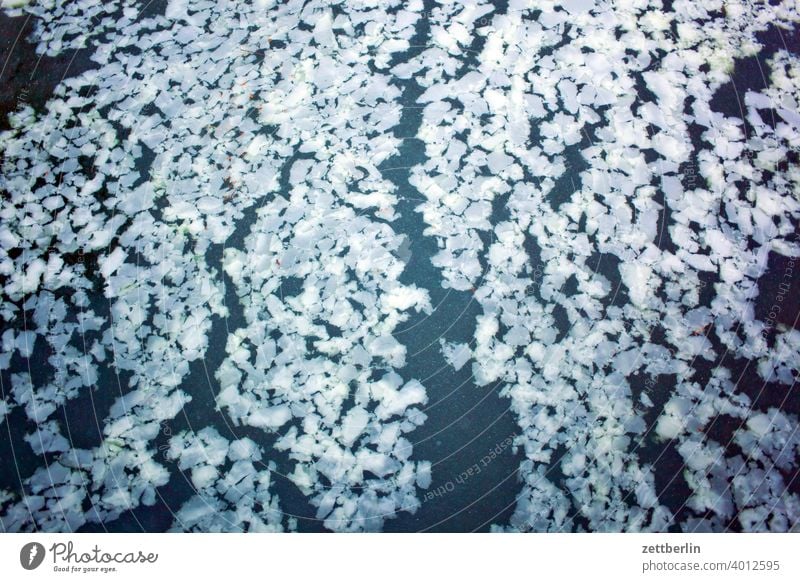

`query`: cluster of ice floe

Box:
[1,0,147,56]
[213,0,438,531]
[398,0,800,531]
[0,0,31,9]
[221,203,434,530]
[1,0,799,533]
[164,428,289,532]
[0,0,435,532]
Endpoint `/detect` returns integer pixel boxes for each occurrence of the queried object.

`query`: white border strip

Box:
[1,533,798,581]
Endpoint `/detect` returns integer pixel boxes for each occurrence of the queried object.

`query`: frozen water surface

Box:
[0,0,799,532]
